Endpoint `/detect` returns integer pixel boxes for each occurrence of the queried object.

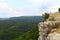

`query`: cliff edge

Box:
[38,12,60,40]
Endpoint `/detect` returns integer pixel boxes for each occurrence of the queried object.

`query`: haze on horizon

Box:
[0,0,60,18]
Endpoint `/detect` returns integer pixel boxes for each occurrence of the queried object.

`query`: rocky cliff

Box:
[38,12,60,40]
[38,21,60,40]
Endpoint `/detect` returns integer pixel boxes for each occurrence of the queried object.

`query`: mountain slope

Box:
[0,16,42,40]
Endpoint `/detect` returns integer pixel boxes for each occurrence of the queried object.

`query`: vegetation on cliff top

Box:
[42,13,49,21]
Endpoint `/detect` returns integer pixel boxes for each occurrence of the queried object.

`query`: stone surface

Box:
[47,32,60,40]
[47,12,60,21]
[38,21,60,40]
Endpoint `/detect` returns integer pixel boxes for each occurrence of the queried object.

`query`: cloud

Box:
[15,0,43,16]
[14,0,60,16]
[0,2,11,10]
[46,5,60,13]
[39,0,60,13]
[14,0,43,15]
[0,0,5,2]
[0,2,20,18]
[0,0,60,18]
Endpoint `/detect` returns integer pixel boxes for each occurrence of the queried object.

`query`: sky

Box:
[0,0,60,18]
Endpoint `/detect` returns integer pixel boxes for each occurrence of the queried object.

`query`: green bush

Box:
[58,8,60,12]
[42,13,49,21]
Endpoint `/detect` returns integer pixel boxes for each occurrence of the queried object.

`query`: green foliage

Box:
[13,24,38,40]
[0,16,42,40]
[43,13,49,21]
[58,8,60,12]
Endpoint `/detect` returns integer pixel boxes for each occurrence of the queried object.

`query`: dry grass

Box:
[54,25,60,34]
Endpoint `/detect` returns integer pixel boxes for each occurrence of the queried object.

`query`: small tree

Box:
[42,13,49,21]
[58,8,60,12]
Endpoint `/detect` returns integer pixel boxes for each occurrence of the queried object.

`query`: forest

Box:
[0,16,42,40]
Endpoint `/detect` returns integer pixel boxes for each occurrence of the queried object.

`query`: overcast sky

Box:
[0,0,60,18]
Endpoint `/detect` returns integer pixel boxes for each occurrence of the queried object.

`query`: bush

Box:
[58,8,60,12]
[43,13,49,21]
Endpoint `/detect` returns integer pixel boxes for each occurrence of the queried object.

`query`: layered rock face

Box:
[38,21,60,40]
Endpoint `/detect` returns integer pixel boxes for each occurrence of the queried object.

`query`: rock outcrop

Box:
[47,12,60,21]
[38,12,60,40]
[38,21,60,40]
[47,32,60,40]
